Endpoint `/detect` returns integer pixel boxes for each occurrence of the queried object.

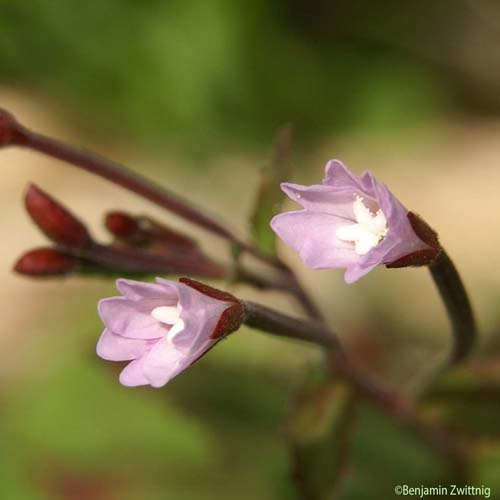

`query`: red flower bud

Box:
[25,184,91,248]
[14,247,78,276]
[105,211,140,239]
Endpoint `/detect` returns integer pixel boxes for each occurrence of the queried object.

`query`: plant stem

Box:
[242,300,337,349]
[68,242,293,291]
[429,250,477,365]
[81,242,226,278]
[4,113,279,267]
[2,110,323,318]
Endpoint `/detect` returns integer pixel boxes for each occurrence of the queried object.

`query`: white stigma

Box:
[335,196,388,255]
[151,304,185,341]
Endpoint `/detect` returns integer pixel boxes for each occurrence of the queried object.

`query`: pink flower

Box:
[97,278,243,387]
[271,160,434,283]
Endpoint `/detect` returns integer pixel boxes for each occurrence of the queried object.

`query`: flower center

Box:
[335,196,388,255]
[151,304,185,341]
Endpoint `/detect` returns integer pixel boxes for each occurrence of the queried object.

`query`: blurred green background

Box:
[2,1,500,499]
[5,0,500,155]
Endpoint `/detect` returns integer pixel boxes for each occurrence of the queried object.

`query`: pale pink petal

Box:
[116,278,175,302]
[343,261,380,284]
[98,297,166,339]
[141,338,193,387]
[119,358,150,387]
[271,211,358,269]
[96,328,153,361]
[171,281,230,353]
[324,160,372,195]
[281,182,362,220]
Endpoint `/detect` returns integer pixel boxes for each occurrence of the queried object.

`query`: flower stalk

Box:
[242,300,336,349]
[429,250,477,364]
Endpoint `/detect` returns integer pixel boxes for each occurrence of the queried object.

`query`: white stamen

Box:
[167,318,185,341]
[336,196,388,255]
[151,305,180,325]
[151,304,185,341]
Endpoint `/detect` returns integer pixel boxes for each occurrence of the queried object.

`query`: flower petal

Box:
[343,260,380,284]
[372,182,432,262]
[141,338,192,387]
[324,160,371,193]
[96,328,153,361]
[98,297,166,339]
[116,278,176,302]
[281,182,364,220]
[271,211,359,269]
[172,281,229,353]
[119,358,150,387]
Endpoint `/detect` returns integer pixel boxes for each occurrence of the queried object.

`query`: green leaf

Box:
[250,124,293,255]
[286,373,357,500]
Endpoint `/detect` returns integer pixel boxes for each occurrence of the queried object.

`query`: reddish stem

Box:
[81,242,226,279]
[2,110,280,268]
[3,110,319,317]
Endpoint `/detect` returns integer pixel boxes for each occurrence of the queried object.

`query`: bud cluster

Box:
[14,184,224,280]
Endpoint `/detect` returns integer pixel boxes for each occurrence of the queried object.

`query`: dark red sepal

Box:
[25,184,91,248]
[14,247,78,276]
[407,212,440,249]
[179,277,239,303]
[210,302,245,339]
[386,248,441,268]
[179,277,244,339]
[386,212,441,268]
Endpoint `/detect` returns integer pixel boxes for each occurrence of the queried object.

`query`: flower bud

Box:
[104,212,200,254]
[14,247,78,276]
[25,184,91,248]
[105,211,141,240]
